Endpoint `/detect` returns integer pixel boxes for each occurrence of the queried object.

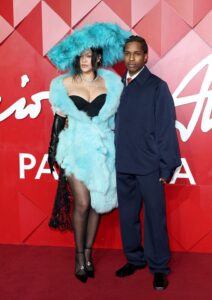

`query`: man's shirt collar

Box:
[126,66,145,82]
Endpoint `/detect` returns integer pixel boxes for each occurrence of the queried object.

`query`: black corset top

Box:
[69,94,106,118]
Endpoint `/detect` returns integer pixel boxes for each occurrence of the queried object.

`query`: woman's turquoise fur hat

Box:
[47,22,131,71]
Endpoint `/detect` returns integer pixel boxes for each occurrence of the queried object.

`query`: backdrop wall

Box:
[0,0,211,253]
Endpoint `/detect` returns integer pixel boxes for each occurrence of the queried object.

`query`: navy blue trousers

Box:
[116,171,170,274]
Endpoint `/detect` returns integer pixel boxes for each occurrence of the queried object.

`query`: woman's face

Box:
[79,49,93,73]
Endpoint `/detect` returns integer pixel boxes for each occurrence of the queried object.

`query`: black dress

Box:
[70,94,106,117]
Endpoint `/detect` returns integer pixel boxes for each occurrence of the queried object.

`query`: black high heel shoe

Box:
[75,251,88,283]
[85,247,95,278]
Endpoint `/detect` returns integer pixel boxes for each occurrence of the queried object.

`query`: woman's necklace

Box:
[80,74,99,85]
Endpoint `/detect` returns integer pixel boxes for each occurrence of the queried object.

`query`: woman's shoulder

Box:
[50,73,72,85]
[50,73,75,92]
[63,75,74,89]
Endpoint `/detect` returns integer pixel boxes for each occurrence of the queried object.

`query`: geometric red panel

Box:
[0,29,57,146]
[23,218,73,246]
[194,11,212,48]
[134,0,190,56]
[44,0,71,25]
[191,231,212,253]
[95,209,123,249]
[166,185,191,214]
[13,0,41,27]
[193,0,212,26]
[103,0,131,26]
[174,61,208,98]
[71,0,101,27]
[146,45,160,68]
[18,192,47,243]
[0,0,14,26]
[16,2,43,54]
[41,2,70,55]
[0,16,14,43]
[134,3,161,55]
[168,233,186,252]
[166,0,212,27]
[16,2,70,56]
[199,187,212,228]
[76,1,130,30]
[166,186,195,251]
[169,195,212,251]
[151,30,212,92]
[132,0,160,27]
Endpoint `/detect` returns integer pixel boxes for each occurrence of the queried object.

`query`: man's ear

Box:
[144,53,148,64]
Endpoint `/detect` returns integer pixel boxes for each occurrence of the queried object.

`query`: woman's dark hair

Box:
[124,35,148,54]
[73,48,103,78]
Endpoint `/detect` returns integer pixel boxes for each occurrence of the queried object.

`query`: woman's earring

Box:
[98,57,102,65]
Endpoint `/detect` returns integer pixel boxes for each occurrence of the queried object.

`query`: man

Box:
[115,35,181,290]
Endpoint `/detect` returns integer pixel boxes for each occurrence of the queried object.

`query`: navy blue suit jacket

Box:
[115,66,181,179]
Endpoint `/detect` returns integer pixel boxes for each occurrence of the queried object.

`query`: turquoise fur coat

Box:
[49,69,123,213]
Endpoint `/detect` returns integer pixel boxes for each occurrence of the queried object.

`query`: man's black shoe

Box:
[153,273,168,290]
[116,262,146,277]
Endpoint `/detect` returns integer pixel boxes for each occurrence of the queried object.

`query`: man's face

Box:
[124,41,148,76]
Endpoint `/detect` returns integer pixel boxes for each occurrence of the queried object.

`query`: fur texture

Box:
[49,69,123,213]
[47,22,131,70]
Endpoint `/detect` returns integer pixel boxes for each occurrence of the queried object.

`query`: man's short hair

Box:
[124,35,148,54]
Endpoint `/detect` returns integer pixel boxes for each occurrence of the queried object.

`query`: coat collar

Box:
[122,65,151,88]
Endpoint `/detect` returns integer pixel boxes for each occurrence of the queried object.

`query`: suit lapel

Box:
[134,66,150,88]
[121,66,151,89]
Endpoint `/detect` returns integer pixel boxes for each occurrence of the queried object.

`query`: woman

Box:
[47,22,130,283]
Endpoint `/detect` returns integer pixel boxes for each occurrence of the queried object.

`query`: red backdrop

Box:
[0,0,211,253]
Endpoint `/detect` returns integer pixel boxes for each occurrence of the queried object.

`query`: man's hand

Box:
[159,177,167,184]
